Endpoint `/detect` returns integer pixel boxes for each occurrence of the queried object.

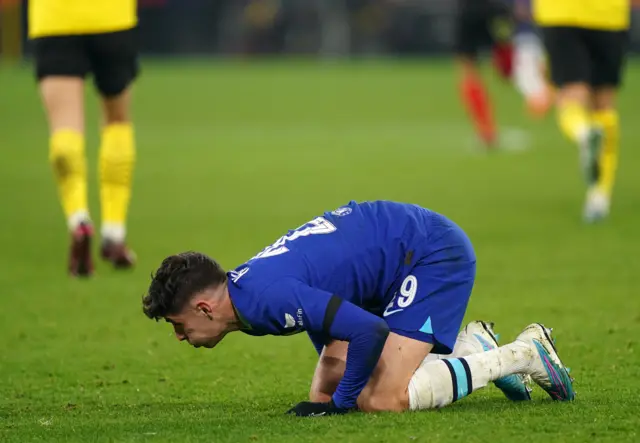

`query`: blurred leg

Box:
[452,1,497,147]
[457,56,497,147]
[99,87,136,250]
[581,29,628,221]
[512,31,553,118]
[34,34,94,277]
[540,25,606,200]
[90,28,139,267]
[40,76,89,229]
[540,27,592,143]
[591,88,619,199]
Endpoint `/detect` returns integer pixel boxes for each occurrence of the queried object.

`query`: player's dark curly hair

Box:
[142,251,227,320]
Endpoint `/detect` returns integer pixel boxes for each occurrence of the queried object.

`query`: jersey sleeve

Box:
[307,331,328,356]
[272,278,390,409]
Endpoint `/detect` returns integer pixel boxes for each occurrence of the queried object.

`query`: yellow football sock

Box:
[49,129,89,230]
[99,123,136,242]
[591,109,619,197]
[557,101,591,144]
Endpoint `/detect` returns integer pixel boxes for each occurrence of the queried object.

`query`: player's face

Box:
[165,303,227,349]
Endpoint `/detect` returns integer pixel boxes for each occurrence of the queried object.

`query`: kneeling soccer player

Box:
[142,200,575,416]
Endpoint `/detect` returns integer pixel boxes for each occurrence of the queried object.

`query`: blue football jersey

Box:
[228,200,442,336]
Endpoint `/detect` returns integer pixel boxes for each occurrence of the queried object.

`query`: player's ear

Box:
[196,301,214,320]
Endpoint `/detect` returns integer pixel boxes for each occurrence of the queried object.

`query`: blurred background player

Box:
[453,0,552,148]
[533,0,632,222]
[28,0,138,276]
[453,0,514,148]
[511,0,553,119]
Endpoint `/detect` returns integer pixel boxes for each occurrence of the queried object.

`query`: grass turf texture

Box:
[1,59,639,442]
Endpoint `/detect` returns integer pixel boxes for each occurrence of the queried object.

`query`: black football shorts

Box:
[540,26,629,88]
[453,0,514,57]
[33,27,140,97]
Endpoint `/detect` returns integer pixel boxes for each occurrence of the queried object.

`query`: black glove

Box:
[285,399,352,417]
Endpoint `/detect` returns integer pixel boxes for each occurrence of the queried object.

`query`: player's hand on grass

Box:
[286,399,352,417]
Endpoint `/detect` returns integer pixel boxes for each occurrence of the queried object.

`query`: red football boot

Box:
[101,240,136,269]
[69,222,94,277]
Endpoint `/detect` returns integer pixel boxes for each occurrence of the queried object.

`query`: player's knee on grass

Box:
[355,333,433,413]
[357,389,408,413]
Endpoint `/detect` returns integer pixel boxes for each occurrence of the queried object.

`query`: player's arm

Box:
[281,280,389,416]
[307,331,329,356]
[317,295,390,409]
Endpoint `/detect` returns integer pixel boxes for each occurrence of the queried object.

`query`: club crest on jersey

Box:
[283,309,304,329]
[282,312,304,336]
[331,207,352,217]
[284,313,296,328]
[281,309,305,336]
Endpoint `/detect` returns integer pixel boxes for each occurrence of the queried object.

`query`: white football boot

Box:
[513,323,576,401]
[457,321,532,401]
[583,186,610,223]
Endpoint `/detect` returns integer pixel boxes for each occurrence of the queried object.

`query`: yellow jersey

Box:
[28,0,137,39]
[533,0,630,31]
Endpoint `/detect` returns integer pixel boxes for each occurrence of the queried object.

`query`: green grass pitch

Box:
[1,59,639,442]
